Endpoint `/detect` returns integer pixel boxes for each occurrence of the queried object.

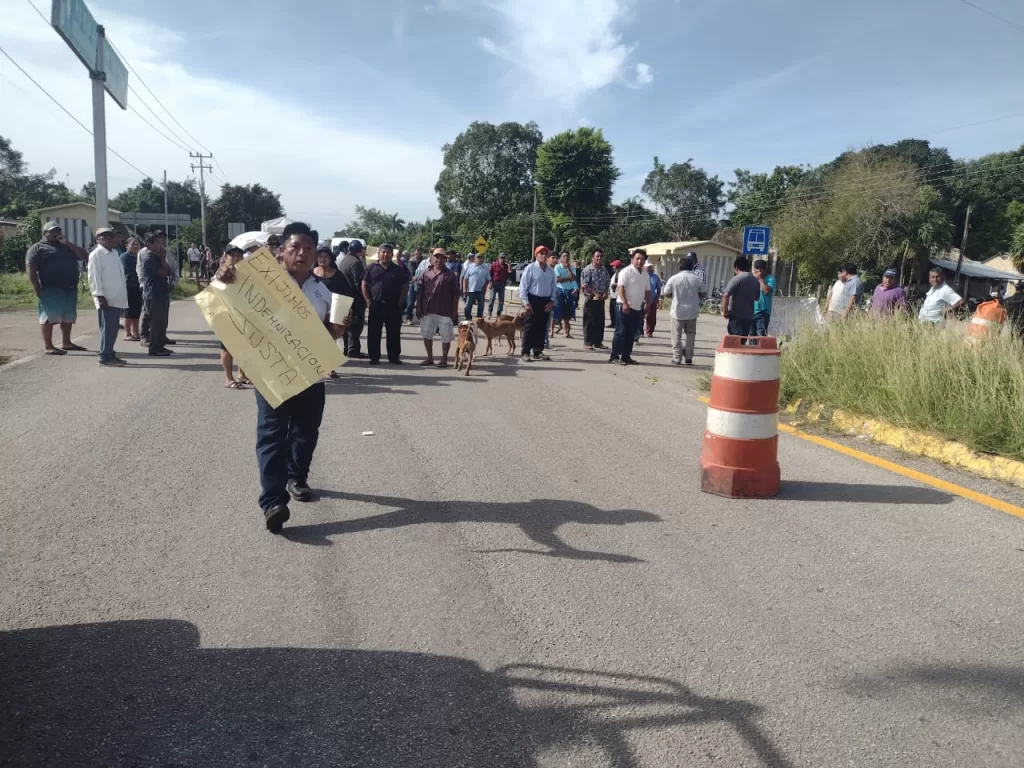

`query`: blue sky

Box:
[3,0,1023,236]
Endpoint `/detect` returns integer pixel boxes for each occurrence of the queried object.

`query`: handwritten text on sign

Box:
[195,247,342,407]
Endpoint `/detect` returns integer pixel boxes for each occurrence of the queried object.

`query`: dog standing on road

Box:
[455,321,479,375]
[473,316,518,357]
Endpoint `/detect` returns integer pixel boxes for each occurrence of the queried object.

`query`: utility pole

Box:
[91,26,109,229]
[190,152,213,248]
[163,170,169,236]
[531,185,537,254]
[954,204,972,286]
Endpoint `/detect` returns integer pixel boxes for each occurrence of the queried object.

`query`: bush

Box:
[779,315,1024,460]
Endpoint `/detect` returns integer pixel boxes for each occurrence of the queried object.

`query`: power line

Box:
[128,104,191,151]
[105,37,214,155]
[0,43,156,181]
[954,0,1024,34]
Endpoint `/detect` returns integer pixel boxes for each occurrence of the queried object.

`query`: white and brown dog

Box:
[455,320,480,375]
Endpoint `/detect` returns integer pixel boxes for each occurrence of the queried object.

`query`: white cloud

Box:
[633,62,654,87]
[1,2,443,234]
[471,0,644,105]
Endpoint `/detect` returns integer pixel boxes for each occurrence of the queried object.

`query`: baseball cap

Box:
[94,227,115,237]
[645,261,655,269]
[431,247,446,257]
[534,245,549,255]
[349,241,365,253]
[610,259,623,268]
[43,221,61,232]
[883,268,898,278]
[315,243,332,254]
[684,251,698,262]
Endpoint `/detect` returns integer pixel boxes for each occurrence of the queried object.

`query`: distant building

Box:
[33,202,125,249]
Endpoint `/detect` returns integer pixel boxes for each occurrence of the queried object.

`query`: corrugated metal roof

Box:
[632,240,743,255]
[930,258,1024,282]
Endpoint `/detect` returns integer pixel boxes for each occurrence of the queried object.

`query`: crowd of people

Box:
[29,217,1022,534]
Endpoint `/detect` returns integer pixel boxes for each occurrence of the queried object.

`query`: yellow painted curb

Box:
[696,395,1024,520]
[783,401,1024,490]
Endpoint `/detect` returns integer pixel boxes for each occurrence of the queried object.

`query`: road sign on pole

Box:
[51,0,129,234]
[51,0,128,108]
[474,237,489,255]
[742,226,771,256]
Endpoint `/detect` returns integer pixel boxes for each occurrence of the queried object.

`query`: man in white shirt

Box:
[824,263,863,321]
[662,259,707,365]
[187,243,201,277]
[918,267,964,324]
[87,227,129,366]
[610,249,651,365]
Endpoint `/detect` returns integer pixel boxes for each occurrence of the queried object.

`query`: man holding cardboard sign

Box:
[199,222,341,533]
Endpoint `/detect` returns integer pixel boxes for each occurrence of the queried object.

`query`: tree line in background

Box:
[4,126,1024,286]
[0,135,283,271]
[340,122,1024,286]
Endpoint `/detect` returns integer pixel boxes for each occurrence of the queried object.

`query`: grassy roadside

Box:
[778,316,1024,461]
[0,272,200,311]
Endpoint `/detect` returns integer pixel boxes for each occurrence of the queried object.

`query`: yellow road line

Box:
[697,397,1024,520]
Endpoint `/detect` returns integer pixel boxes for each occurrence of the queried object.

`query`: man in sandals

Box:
[416,248,460,368]
[25,221,89,356]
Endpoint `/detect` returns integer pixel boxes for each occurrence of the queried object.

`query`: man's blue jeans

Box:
[255,382,326,511]
[611,306,642,359]
[464,291,484,320]
[405,283,417,321]
[753,311,771,336]
[727,317,755,337]
[97,305,120,362]
[489,282,506,315]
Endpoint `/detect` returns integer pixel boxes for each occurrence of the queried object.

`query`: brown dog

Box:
[473,316,518,357]
[498,309,529,343]
[454,321,479,375]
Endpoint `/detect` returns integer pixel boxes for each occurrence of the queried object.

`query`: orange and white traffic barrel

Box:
[966,299,1007,346]
[700,336,781,498]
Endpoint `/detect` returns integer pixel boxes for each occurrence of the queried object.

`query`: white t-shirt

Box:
[616,265,651,308]
[188,247,201,263]
[663,271,705,321]
[87,245,128,309]
[919,283,961,323]
[827,279,846,313]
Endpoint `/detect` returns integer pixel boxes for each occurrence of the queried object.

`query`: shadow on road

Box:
[777,481,953,505]
[844,663,1024,714]
[285,491,660,562]
[0,620,794,768]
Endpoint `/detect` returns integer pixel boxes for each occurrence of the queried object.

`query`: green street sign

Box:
[51,0,129,109]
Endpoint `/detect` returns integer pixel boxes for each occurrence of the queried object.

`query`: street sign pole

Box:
[91,24,108,230]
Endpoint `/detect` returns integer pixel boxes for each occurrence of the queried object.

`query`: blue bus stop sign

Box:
[742,226,770,256]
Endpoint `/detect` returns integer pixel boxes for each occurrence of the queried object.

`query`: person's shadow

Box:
[1,619,795,768]
[284,491,661,563]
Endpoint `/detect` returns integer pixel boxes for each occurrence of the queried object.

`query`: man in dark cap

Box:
[139,230,172,356]
[337,241,367,358]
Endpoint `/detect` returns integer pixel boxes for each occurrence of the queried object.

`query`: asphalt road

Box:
[1,301,1022,767]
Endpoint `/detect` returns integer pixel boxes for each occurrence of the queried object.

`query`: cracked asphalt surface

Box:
[1,301,1021,767]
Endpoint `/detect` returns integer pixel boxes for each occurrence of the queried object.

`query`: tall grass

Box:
[779,315,1024,460]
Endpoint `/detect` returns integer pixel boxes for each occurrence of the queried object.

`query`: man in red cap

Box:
[517,245,557,362]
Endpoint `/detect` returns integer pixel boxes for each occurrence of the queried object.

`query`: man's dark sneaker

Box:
[536,354,551,361]
[165,339,177,345]
[390,359,404,365]
[368,360,381,366]
[287,481,314,502]
[348,351,366,359]
[264,504,290,533]
[595,343,608,350]
[521,354,535,363]
[97,359,116,366]
[685,359,694,366]
[149,348,172,357]
[112,357,129,366]
[622,357,640,365]
[607,355,620,363]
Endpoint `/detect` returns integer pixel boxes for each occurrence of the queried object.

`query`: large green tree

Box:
[642,157,723,240]
[109,177,202,218]
[535,127,620,236]
[340,206,407,245]
[727,165,811,229]
[435,121,543,226]
[205,183,284,252]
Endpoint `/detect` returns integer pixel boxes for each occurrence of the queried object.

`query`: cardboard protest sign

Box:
[195,247,343,408]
